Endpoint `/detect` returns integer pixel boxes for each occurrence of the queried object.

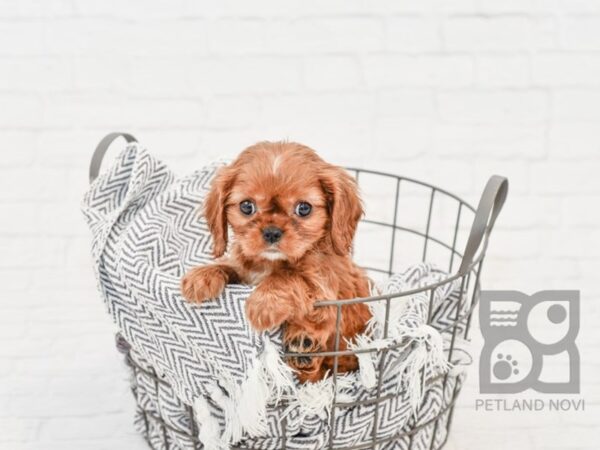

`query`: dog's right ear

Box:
[204,164,236,258]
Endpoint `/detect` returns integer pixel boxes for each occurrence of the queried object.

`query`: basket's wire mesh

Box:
[119,168,486,450]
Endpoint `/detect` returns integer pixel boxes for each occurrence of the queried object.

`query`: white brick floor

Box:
[1,1,599,448]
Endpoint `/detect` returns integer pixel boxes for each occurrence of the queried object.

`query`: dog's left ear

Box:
[320,165,364,256]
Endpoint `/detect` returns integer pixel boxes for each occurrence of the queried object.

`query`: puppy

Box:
[181,142,371,383]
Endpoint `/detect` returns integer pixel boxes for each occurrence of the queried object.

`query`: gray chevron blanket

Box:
[82,143,471,449]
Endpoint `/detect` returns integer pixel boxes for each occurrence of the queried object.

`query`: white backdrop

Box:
[1,1,599,449]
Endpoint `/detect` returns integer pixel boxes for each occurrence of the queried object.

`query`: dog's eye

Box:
[295,202,312,217]
[240,200,256,216]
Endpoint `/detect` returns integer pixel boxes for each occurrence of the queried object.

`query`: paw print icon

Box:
[479,290,580,394]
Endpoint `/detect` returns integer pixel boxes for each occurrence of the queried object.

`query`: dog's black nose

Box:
[262,227,283,244]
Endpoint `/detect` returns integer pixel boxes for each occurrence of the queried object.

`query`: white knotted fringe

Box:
[194,337,296,449]
[392,323,451,412]
[260,337,297,404]
[346,334,392,389]
[283,374,355,424]
[193,394,224,450]
[366,295,411,340]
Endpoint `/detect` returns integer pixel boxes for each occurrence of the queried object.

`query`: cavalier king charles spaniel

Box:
[181,142,371,382]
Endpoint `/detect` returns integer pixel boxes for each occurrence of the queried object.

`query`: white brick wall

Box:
[1,1,599,449]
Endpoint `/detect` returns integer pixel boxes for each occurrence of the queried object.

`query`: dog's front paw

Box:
[284,334,325,383]
[245,289,290,331]
[285,335,320,368]
[181,265,228,303]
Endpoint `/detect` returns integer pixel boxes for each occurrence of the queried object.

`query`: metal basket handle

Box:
[458,175,508,275]
[89,132,137,184]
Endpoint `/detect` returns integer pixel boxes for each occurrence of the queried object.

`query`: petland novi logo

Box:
[478,290,580,393]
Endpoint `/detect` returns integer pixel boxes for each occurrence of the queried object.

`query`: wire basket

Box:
[93,138,508,450]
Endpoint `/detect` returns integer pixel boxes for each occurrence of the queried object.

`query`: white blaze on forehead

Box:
[271,154,283,174]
